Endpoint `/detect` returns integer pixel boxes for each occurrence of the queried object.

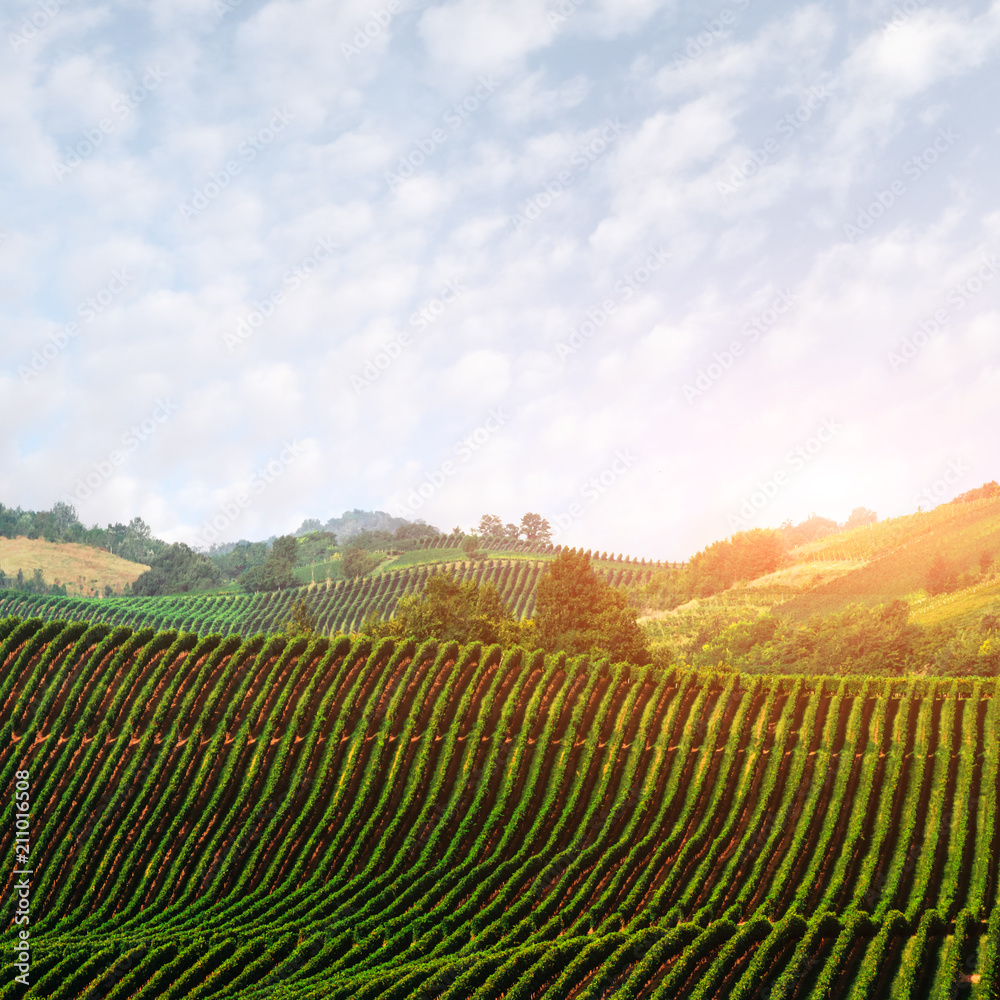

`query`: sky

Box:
[2,0,999,561]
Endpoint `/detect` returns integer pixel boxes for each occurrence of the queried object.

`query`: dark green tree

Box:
[365,572,532,647]
[238,534,297,592]
[341,546,381,580]
[133,543,222,595]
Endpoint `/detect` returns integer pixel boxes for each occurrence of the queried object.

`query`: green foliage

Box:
[206,539,270,581]
[294,529,337,565]
[4,620,995,997]
[460,534,487,561]
[341,546,383,580]
[237,535,297,593]
[132,543,222,596]
[519,512,552,542]
[363,571,535,647]
[280,599,321,641]
[0,565,67,595]
[535,548,649,664]
[636,528,785,612]
[0,501,165,563]
[663,599,998,676]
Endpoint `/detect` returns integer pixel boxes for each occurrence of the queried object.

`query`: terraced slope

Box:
[0,558,657,638]
[1,616,997,999]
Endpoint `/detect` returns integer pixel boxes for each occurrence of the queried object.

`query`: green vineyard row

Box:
[1,615,998,998]
[0,558,657,639]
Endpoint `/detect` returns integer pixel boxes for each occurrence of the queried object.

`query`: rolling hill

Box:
[1,618,996,998]
[0,537,149,596]
[0,552,660,639]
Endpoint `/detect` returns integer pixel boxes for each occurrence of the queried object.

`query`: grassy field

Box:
[2,618,996,998]
[0,537,149,596]
[778,497,1000,620]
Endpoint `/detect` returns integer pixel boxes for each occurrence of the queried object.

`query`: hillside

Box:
[777,496,1000,621]
[1,617,996,998]
[0,537,149,597]
[0,555,659,639]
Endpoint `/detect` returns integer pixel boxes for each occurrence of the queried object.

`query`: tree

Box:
[843,507,877,530]
[503,523,520,540]
[519,512,552,542]
[780,515,839,547]
[341,546,381,580]
[50,501,80,538]
[281,599,321,640]
[237,534,297,592]
[364,572,533,647]
[534,549,649,664]
[461,535,487,561]
[477,514,504,536]
[133,543,223,595]
[926,554,957,596]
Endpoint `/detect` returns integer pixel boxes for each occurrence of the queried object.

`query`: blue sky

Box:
[2,0,999,559]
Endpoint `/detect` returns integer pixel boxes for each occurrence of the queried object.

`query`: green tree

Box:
[238,535,298,592]
[477,514,504,536]
[365,572,534,647]
[341,546,381,580]
[281,599,321,640]
[133,543,223,595]
[461,534,487,561]
[534,549,649,664]
[519,512,552,542]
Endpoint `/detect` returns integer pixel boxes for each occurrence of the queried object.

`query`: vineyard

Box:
[0,558,657,639]
[2,615,999,998]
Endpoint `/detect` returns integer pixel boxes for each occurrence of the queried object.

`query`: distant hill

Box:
[297,509,418,540]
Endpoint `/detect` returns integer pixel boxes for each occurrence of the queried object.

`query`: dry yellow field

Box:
[0,537,149,596]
